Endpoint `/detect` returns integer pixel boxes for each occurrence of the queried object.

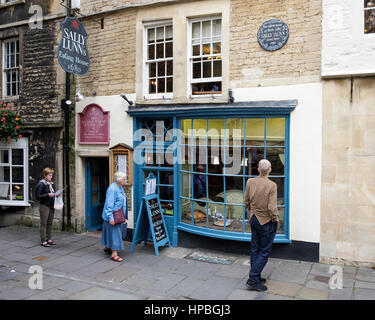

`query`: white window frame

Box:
[187,16,222,98]
[0,138,29,206]
[0,0,19,6]
[364,0,375,36]
[2,38,20,98]
[143,20,173,100]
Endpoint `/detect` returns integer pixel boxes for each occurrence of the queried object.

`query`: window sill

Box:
[1,95,19,103]
[0,0,25,9]
[0,201,30,207]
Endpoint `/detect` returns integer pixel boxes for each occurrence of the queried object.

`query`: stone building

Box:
[74,0,323,261]
[0,0,68,229]
[320,0,375,266]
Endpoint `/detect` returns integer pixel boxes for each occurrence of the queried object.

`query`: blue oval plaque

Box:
[257,19,289,52]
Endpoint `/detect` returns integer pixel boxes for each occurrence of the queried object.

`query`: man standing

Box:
[244,159,279,292]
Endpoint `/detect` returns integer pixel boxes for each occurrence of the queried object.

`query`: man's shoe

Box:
[260,277,267,284]
[246,282,268,292]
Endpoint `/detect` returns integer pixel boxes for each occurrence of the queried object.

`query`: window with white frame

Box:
[0,1,18,6]
[189,17,222,96]
[0,138,29,205]
[2,39,20,97]
[144,22,173,98]
[365,0,375,33]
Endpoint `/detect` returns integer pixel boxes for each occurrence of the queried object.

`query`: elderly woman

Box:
[101,171,128,262]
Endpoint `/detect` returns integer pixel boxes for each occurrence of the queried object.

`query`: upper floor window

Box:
[144,22,173,99]
[189,17,222,97]
[0,0,18,4]
[2,39,20,97]
[365,0,375,34]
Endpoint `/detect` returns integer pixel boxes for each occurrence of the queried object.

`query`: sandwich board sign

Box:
[130,173,170,256]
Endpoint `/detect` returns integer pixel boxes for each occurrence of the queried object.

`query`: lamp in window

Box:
[241,158,248,167]
[213,156,220,165]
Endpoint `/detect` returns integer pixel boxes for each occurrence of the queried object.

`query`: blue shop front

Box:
[127,100,296,247]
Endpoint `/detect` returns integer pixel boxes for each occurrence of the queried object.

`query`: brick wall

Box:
[229,0,321,87]
[77,9,137,96]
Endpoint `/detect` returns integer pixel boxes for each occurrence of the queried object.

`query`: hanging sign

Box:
[130,173,170,256]
[57,16,90,75]
[257,19,289,51]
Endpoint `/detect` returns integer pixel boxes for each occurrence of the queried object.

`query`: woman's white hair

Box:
[114,171,127,183]
[258,159,272,175]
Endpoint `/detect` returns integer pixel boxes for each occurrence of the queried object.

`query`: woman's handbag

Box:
[113,208,126,225]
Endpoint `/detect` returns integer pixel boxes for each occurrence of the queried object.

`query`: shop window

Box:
[2,39,20,97]
[365,0,375,34]
[180,117,286,235]
[144,22,173,99]
[189,17,222,96]
[0,138,29,205]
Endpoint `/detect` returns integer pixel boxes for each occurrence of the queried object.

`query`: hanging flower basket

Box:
[0,101,24,143]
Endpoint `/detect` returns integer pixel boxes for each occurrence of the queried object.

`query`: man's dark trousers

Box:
[249,215,277,284]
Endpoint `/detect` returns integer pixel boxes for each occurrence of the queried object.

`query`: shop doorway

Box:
[85,157,109,231]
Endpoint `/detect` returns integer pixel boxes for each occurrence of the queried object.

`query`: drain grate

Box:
[184,251,235,265]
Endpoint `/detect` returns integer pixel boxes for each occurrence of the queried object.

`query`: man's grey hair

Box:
[114,171,127,183]
[258,159,272,175]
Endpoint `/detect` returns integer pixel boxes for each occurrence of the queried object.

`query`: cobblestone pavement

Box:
[0,226,375,300]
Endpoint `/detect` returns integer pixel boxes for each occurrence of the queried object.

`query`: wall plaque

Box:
[257,19,289,51]
[78,104,109,144]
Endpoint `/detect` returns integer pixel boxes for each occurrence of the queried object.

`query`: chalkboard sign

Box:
[257,19,289,51]
[130,193,170,256]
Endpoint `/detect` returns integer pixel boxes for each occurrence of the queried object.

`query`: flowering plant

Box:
[0,101,24,143]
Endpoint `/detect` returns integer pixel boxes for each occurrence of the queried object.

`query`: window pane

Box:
[157,78,165,93]
[0,167,10,182]
[213,60,222,77]
[192,22,200,39]
[156,43,164,59]
[193,62,201,79]
[193,45,200,56]
[167,77,173,92]
[202,43,211,55]
[269,177,285,205]
[0,150,9,163]
[213,42,221,54]
[165,42,173,58]
[181,199,193,224]
[0,184,10,200]
[156,27,164,41]
[149,63,156,77]
[266,148,285,176]
[166,60,173,76]
[246,147,265,175]
[203,61,211,78]
[12,149,23,165]
[213,19,221,36]
[365,8,375,33]
[148,44,155,60]
[202,21,211,38]
[246,119,265,146]
[165,25,172,40]
[149,79,156,94]
[148,28,155,43]
[12,167,23,183]
[266,118,285,146]
[158,61,165,76]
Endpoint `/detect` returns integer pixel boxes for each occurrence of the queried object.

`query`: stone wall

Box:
[229,0,321,88]
[320,77,375,266]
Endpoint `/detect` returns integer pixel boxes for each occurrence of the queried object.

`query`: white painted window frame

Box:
[143,20,173,100]
[0,138,29,206]
[2,38,20,98]
[187,16,222,98]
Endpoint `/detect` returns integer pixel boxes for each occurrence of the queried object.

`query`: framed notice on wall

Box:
[110,143,133,186]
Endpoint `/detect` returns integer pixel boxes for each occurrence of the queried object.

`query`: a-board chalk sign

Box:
[130,173,170,256]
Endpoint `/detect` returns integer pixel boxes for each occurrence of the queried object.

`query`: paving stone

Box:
[267,294,298,300]
[55,281,92,294]
[173,259,221,280]
[305,280,329,291]
[167,277,205,298]
[297,287,329,300]
[24,287,71,300]
[124,273,159,289]
[189,276,239,300]
[353,288,375,300]
[356,268,375,283]
[151,273,186,293]
[269,260,312,284]
[226,288,264,300]
[97,265,138,283]
[264,279,302,298]
[310,263,331,277]
[355,281,375,290]
[215,263,249,279]
[67,286,145,300]
[328,288,353,300]
[0,286,36,300]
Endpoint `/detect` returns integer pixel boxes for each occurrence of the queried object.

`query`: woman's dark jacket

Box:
[35,180,54,208]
